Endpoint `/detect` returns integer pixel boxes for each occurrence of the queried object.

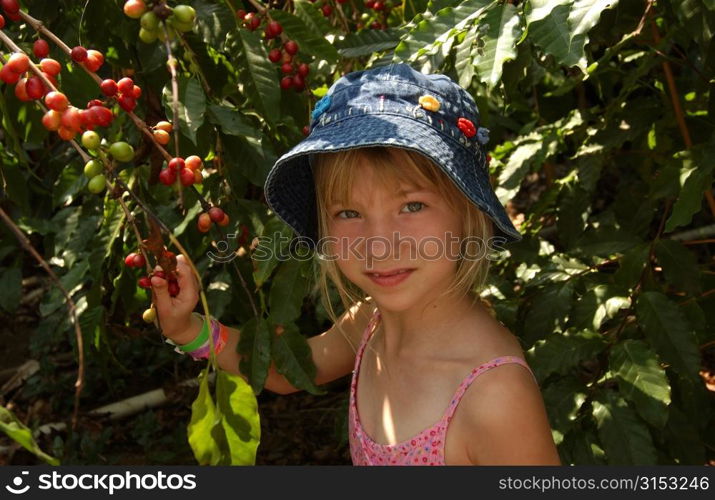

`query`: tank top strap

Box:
[353,305,381,372]
[443,356,537,421]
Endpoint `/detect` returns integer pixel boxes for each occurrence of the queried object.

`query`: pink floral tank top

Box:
[348,306,537,466]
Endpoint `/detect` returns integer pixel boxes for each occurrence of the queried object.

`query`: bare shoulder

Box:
[330,296,377,351]
[457,350,561,465]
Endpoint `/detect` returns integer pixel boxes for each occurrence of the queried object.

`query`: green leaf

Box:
[252,216,294,288]
[237,317,272,395]
[613,242,650,290]
[271,323,325,395]
[571,284,631,331]
[294,0,332,35]
[609,340,671,429]
[207,104,260,139]
[573,226,642,257]
[527,3,582,67]
[336,28,403,58]
[268,9,339,63]
[522,280,574,346]
[394,0,492,63]
[0,267,22,314]
[193,0,234,49]
[52,163,84,208]
[187,371,221,465]
[214,370,261,465]
[269,259,310,324]
[163,77,206,145]
[527,0,619,70]
[0,407,60,465]
[472,3,522,88]
[559,427,606,465]
[664,404,706,465]
[526,329,608,383]
[542,376,588,440]
[230,28,281,123]
[636,291,700,378]
[454,24,478,87]
[664,146,715,232]
[592,389,658,464]
[654,239,702,296]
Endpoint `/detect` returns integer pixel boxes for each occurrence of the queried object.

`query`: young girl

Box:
[151,64,561,466]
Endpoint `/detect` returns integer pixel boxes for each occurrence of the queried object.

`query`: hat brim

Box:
[264,112,522,249]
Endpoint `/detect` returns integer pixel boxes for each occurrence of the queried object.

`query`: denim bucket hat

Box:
[264,63,522,249]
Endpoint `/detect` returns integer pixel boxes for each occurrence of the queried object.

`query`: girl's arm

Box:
[186,298,374,395]
[462,364,562,465]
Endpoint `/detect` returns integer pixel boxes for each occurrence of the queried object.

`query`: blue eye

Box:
[337,209,359,219]
[402,201,425,213]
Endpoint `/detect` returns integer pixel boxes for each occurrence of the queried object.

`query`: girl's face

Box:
[325,160,463,312]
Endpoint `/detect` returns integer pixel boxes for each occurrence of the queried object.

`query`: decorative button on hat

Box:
[264,63,523,249]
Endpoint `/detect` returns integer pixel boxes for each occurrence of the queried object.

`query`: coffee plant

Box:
[0,0,713,466]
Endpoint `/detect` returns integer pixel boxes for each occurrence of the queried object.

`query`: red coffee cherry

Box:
[25,76,44,100]
[268,48,282,63]
[33,39,50,59]
[284,40,298,55]
[168,157,185,171]
[132,253,146,268]
[197,212,212,232]
[280,76,293,89]
[138,276,152,289]
[6,53,29,73]
[1,0,20,13]
[179,167,195,186]
[124,253,138,267]
[117,77,134,94]
[100,79,118,96]
[281,62,293,74]
[297,63,310,77]
[167,280,180,297]
[71,46,88,63]
[208,206,225,223]
[293,74,305,92]
[45,91,69,112]
[91,106,114,127]
[159,167,176,185]
[117,94,136,112]
[39,58,61,76]
[185,155,202,170]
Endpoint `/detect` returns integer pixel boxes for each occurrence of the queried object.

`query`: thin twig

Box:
[651,18,715,219]
[0,207,85,432]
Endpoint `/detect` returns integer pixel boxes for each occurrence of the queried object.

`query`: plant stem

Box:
[0,207,85,432]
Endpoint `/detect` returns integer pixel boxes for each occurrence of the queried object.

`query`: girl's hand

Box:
[151,254,200,342]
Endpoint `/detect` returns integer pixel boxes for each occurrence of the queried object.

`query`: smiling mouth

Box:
[365,268,414,277]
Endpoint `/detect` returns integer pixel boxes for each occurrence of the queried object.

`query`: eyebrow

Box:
[328,189,434,209]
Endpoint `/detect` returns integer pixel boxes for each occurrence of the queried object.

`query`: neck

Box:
[372,290,483,361]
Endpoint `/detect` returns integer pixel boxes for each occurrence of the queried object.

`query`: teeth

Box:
[372,270,409,277]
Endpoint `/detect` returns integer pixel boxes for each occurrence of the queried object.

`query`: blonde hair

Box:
[310,146,495,340]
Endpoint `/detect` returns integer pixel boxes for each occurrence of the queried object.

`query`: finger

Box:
[151,273,172,313]
[175,255,199,291]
